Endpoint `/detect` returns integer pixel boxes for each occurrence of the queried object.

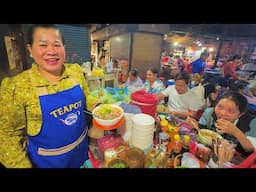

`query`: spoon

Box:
[84,110,93,116]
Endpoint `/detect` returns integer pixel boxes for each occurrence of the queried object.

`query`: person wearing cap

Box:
[243,81,256,105]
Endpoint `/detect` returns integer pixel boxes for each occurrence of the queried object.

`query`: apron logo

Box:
[60,111,80,126]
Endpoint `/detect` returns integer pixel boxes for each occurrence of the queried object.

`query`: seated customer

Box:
[141,67,165,94]
[187,91,256,157]
[156,72,201,119]
[123,69,143,93]
[243,81,256,105]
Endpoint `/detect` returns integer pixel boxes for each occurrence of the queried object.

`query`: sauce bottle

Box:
[181,135,191,153]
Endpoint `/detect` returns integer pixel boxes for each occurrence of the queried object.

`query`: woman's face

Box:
[27,27,66,75]
[146,70,157,82]
[129,73,136,82]
[215,98,241,122]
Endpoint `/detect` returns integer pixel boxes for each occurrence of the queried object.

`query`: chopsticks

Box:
[212,137,236,167]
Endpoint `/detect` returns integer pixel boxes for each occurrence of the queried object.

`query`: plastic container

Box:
[181,152,200,168]
[125,147,144,168]
[130,90,158,118]
[105,60,113,73]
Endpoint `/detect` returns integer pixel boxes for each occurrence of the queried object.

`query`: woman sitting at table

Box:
[123,69,143,93]
[187,91,256,157]
[141,67,165,94]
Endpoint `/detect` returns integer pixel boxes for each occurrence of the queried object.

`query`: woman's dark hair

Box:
[27,24,65,45]
[215,91,248,113]
[148,67,159,77]
[175,72,191,84]
[130,69,138,77]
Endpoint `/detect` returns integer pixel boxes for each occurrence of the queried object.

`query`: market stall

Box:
[81,93,255,168]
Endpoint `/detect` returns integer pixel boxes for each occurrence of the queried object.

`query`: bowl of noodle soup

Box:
[92,104,124,126]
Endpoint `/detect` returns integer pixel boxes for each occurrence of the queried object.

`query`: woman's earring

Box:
[30,54,33,58]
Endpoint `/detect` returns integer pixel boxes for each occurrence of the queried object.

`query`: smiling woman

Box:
[0,24,92,168]
[27,25,66,80]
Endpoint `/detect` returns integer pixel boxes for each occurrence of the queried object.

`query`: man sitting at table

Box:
[156,72,202,119]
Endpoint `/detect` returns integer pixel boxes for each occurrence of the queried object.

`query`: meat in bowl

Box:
[92,104,124,126]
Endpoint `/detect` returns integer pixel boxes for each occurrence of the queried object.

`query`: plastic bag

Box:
[97,134,124,152]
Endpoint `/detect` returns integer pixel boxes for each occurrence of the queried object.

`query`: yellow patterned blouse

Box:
[0,63,91,168]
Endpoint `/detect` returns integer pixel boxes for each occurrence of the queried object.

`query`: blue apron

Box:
[27,82,88,168]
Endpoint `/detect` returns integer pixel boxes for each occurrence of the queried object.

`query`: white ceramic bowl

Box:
[92,104,124,126]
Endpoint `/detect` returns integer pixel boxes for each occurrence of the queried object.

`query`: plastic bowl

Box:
[198,129,222,145]
[92,104,124,126]
[107,158,129,168]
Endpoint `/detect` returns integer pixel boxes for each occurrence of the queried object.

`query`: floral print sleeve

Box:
[0,77,33,168]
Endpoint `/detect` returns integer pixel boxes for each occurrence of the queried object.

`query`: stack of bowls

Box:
[131,113,155,150]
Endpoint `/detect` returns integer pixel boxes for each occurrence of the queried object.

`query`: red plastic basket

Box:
[231,151,256,168]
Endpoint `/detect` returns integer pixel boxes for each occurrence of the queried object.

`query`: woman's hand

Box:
[215,119,237,135]
[186,116,199,130]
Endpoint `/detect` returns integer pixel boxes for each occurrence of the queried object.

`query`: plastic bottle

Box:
[173,134,182,154]
[169,134,182,167]
[181,135,191,153]
[160,118,168,133]
[106,59,113,73]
